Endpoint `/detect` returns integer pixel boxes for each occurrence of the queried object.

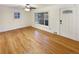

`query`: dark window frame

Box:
[35,12,48,26]
[14,12,20,19]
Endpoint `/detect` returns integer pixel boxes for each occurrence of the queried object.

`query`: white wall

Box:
[75,5,79,40]
[32,5,60,34]
[31,4,79,41]
[0,6,32,32]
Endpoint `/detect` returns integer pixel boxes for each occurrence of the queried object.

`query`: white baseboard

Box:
[0,25,30,32]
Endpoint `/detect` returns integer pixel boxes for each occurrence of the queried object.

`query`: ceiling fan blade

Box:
[30,7,36,9]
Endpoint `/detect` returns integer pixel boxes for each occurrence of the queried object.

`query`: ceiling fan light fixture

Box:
[26,4,31,8]
[24,8,30,11]
[27,5,30,8]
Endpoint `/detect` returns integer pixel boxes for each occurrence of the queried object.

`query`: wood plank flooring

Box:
[0,26,79,54]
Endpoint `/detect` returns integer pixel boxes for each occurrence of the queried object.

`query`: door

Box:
[59,7,76,40]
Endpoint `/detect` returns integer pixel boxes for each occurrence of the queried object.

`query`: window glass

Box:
[35,12,48,26]
[14,12,20,19]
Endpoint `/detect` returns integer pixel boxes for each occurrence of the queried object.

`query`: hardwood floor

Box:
[0,26,79,54]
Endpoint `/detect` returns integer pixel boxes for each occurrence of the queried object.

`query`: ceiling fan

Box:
[25,4,36,11]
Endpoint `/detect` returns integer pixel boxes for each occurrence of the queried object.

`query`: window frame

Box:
[14,12,20,19]
[35,12,49,26]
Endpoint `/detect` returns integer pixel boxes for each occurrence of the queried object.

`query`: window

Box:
[63,10,72,14]
[14,12,20,19]
[35,12,48,26]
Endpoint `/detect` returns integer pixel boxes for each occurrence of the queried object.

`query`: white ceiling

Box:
[0,4,53,8]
